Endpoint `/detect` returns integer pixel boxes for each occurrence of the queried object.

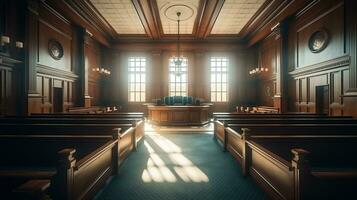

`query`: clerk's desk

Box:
[147,104,210,126]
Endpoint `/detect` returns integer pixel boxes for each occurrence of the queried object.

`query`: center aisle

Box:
[95,132,267,200]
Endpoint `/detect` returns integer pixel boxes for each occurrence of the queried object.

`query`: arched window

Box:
[169,57,188,96]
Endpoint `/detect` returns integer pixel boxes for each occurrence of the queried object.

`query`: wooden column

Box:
[194,50,206,99]
[342,0,357,116]
[26,0,42,114]
[151,50,162,99]
[271,21,289,113]
[75,27,92,108]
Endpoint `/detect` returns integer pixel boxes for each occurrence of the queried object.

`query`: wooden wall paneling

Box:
[85,35,102,106]
[151,51,162,100]
[27,0,42,114]
[330,71,342,115]
[341,0,357,117]
[285,0,356,116]
[295,1,345,69]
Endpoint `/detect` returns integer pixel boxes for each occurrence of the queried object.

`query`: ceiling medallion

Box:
[164,4,194,21]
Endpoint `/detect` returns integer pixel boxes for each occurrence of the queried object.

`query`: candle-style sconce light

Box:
[92,67,111,76]
[0,35,11,53]
[15,41,24,49]
[249,67,268,75]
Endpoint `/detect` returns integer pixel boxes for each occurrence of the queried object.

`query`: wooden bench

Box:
[30,112,144,119]
[0,117,145,151]
[0,133,119,200]
[245,137,357,200]
[214,118,357,148]
[13,179,51,200]
[67,106,106,114]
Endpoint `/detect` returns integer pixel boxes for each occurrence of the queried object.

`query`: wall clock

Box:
[308,29,329,53]
[48,39,63,60]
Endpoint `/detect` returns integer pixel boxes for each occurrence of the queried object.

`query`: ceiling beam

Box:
[243,0,313,47]
[45,0,112,47]
[194,0,225,39]
[131,0,161,39]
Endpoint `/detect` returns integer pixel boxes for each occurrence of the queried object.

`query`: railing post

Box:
[223,121,228,151]
[54,148,76,200]
[132,120,138,151]
[241,128,251,176]
[291,148,310,200]
[112,128,121,175]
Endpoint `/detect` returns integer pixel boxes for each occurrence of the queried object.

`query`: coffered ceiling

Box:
[86,0,268,40]
[211,0,266,34]
[90,0,145,34]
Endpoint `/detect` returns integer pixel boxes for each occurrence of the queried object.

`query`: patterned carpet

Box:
[95,132,267,200]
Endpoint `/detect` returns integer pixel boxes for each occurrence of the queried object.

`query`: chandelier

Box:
[173,11,184,77]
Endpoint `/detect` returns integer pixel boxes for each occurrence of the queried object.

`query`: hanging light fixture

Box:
[174,11,184,77]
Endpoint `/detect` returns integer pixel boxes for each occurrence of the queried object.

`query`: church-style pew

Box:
[0,117,145,150]
[67,106,106,114]
[30,112,144,119]
[0,133,119,200]
[244,137,357,200]
[214,118,357,148]
[212,112,352,119]
[222,124,357,173]
[0,122,143,164]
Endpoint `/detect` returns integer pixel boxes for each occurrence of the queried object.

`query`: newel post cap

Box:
[291,148,310,167]
[58,148,76,168]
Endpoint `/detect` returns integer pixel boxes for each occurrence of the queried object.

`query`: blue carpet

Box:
[95,132,267,200]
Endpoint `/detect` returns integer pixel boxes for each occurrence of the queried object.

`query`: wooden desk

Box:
[147,105,210,126]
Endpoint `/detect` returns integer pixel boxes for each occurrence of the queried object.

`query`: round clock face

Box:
[309,29,329,53]
[48,40,64,60]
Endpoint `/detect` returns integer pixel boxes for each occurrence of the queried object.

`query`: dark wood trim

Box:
[244,0,313,47]
[36,64,79,81]
[44,0,111,47]
[131,0,160,39]
[71,0,118,40]
[289,55,350,77]
[239,0,286,40]
[195,0,225,39]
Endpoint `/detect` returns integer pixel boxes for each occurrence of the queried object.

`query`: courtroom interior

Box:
[1,0,357,199]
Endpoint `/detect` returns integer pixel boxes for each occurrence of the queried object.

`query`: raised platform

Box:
[147,105,210,126]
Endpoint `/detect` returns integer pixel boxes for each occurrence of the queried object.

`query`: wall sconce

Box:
[15,41,24,49]
[1,36,10,45]
[0,36,10,53]
[92,67,111,75]
[249,67,268,75]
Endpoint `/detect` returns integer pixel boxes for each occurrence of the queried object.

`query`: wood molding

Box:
[195,0,225,39]
[70,0,118,39]
[289,55,350,77]
[131,0,161,39]
[244,0,313,47]
[36,64,78,81]
[239,0,285,39]
[44,0,111,47]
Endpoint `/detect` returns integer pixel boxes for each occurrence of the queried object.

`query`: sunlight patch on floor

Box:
[141,134,209,183]
[144,122,214,134]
